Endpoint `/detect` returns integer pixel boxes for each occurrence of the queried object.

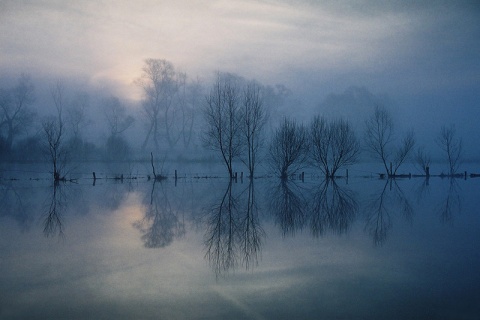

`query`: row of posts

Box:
[91,166,470,185]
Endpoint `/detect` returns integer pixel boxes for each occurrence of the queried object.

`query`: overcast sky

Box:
[1,0,479,156]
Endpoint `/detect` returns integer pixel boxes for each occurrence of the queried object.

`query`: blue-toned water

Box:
[1,163,479,319]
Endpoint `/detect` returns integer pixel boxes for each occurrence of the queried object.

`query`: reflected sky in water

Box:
[1,174,480,319]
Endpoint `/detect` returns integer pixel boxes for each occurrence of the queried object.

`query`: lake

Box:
[1,162,480,319]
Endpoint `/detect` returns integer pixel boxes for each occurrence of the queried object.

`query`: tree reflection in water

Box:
[133,181,185,248]
[43,182,67,238]
[268,180,307,236]
[437,178,462,224]
[309,179,358,237]
[204,181,265,277]
[364,179,413,246]
[238,181,264,270]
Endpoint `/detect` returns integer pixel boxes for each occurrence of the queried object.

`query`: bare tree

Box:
[364,105,415,176]
[67,91,90,139]
[310,116,360,178]
[415,146,431,176]
[43,82,67,182]
[103,96,134,161]
[136,59,183,150]
[0,74,35,152]
[178,75,202,148]
[240,81,267,178]
[436,124,462,176]
[103,96,134,137]
[268,117,308,179]
[202,73,242,178]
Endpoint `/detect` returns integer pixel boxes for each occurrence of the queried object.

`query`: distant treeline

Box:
[0,59,466,180]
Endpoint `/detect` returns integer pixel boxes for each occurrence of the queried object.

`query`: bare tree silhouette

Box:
[436,124,463,176]
[415,146,432,176]
[268,117,308,179]
[0,74,35,154]
[310,116,360,178]
[136,59,185,150]
[202,73,242,178]
[239,81,268,178]
[42,81,67,182]
[364,105,415,176]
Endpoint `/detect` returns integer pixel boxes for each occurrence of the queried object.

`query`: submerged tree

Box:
[436,124,462,176]
[202,73,242,178]
[415,146,432,176]
[268,117,308,179]
[364,105,415,176]
[239,81,267,178]
[42,81,67,182]
[310,116,360,178]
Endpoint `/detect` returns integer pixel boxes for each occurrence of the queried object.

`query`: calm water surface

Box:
[1,165,480,319]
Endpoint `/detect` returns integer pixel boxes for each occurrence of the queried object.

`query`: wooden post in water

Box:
[426,166,430,178]
[465,171,467,180]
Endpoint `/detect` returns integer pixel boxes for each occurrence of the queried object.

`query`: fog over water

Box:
[1,1,480,319]
[1,0,479,161]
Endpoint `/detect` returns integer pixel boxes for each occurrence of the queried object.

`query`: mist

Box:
[2,1,479,168]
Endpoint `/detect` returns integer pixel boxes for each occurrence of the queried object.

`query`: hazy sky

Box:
[1,0,479,155]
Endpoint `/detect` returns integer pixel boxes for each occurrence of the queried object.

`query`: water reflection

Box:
[0,181,36,231]
[204,181,265,276]
[364,179,413,246]
[437,178,462,223]
[268,180,307,236]
[0,174,470,260]
[414,177,430,204]
[43,183,67,238]
[133,181,185,248]
[309,179,358,237]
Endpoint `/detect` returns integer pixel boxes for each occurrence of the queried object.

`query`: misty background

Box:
[1,0,479,164]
